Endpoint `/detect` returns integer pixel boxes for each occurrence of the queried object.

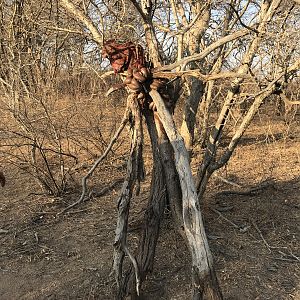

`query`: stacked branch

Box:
[99,39,223,299]
[114,94,145,296]
[58,1,300,299]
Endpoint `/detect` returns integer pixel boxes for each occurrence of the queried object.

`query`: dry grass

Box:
[0,99,299,300]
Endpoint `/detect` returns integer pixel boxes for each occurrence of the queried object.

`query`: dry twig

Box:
[251,221,273,252]
[211,208,240,230]
[213,173,242,188]
[59,108,130,214]
[217,179,275,196]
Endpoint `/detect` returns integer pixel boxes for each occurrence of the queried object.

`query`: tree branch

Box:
[149,89,222,299]
[114,94,144,298]
[59,0,103,45]
[156,29,250,71]
[228,3,260,34]
[214,58,300,170]
[128,0,149,22]
[153,70,250,81]
[59,106,130,214]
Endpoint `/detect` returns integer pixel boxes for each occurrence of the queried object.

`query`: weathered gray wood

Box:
[149,89,222,299]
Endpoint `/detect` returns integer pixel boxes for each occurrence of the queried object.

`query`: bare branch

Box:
[156,29,250,71]
[59,106,130,214]
[128,0,149,22]
[228,3,260,34]
[280,91,300,106]
[214,58,300,169]
[114,94,144,298]
[44,25,85,35]
[59,0,103,45]
[149,89,222,298]
[153,70,250,81]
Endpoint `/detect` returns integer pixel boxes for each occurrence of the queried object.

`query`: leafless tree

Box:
[0,0,108,195]
[58,0,300,299]
[1,0,299,299]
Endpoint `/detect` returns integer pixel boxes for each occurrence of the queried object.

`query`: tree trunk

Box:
[153,113,184,232]
[150,90,222,299]
[120,110,167,298]
[121,109,184,298]
[180,77,205,159]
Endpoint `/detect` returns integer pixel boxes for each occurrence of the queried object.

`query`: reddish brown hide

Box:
[102,40,175,111]
[102,40,146,73]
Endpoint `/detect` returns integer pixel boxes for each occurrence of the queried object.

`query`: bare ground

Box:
[1,111,299,300]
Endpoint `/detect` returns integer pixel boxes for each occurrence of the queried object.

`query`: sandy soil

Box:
[1,108,299,300]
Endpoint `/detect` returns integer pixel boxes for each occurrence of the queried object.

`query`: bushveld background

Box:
[0,1,299,299]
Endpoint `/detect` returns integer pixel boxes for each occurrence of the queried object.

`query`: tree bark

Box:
[119,110,167,299]
[113,95,144,298]
[120,109,184,299]
[180,77,205,159]
[150,90,222,299]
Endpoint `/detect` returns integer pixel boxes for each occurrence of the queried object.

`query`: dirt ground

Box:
[1,107,299,300]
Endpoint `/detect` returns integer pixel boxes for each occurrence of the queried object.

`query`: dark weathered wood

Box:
[114,94,144,298]
[120,108,184,299]
[118,110,167,299]
[157,135,183,232]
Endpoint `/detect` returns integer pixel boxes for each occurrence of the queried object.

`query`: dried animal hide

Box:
[102,40,146,73]
[102,40,177,111]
